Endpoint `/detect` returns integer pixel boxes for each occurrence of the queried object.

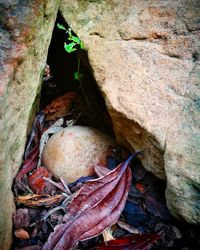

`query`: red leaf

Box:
[15,144,39,183]
[17,113,45,178]
[94,164,110,177]
[14,144,39,193]
[28,167,53,194]
[19,144,39,175]
[96,234,160,250]
[43,154,136,250]
[135,183,145,193]
[25,113,45,158]
[14,113,45,194]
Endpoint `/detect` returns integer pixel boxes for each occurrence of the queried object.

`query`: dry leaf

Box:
[14,144,39,193]
[96,234,160,249]
[14,113,45,194]
[13,208,30,229]
[14,228,30,240]
[24,113,45,159]
[15,194,64,207]
[43,154,136,250]
[94,164,110,177]
[28,167,54,194]
[117,220,139,234]
[43,92,79,121]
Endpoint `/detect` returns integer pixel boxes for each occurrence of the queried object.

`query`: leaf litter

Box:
[12,65,200,250]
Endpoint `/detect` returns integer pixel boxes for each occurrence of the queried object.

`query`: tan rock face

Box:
[60,0,200,223]
[42,126,115,183]
[0,3,199,249]
[0,1,59,248]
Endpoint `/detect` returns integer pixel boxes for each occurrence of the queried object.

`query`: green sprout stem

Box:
[57,23,94,115]
[76,56,94,115]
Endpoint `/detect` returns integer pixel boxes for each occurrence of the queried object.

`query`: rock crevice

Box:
[0,1,200,248]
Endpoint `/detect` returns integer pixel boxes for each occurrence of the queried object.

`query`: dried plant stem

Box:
[43,177,71,195]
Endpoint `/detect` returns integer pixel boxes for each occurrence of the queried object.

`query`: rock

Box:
[0,1,59,248]
[0,3,199,249]
[60,0,200,223]
[42,126,115,182]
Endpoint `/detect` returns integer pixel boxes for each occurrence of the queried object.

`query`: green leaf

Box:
[57,23,66,31]
[64,42,77,53]
[68,35,80,44]
[74,72,83,80]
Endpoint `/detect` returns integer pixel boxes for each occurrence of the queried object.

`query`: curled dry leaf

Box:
[102,227,115,242]
[25,112,45,159]
[15,194,64,207]
[43,154,136,250]
[43,91,79,121]
[14,113,45,193]
[14,144,39,193]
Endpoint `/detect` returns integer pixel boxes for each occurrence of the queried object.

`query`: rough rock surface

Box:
[60,0,200,223]
[42,126,115,182]
[0,1,59,248]
[0,1,199,247]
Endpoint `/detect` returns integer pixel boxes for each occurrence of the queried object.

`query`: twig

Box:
[42,195,73,222]
[117,220,140,234]
[43,177,70,194]
[60,177,71,195]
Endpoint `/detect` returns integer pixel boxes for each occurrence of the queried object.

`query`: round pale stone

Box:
[42,126,115,183]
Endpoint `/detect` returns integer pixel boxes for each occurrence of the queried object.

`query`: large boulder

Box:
[60,0,200,223]
[0,1,59,248]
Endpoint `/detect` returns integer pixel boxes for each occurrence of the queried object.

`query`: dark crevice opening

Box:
[40,11,113,135]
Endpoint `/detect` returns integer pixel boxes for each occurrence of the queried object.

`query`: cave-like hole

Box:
[40,12,113,134]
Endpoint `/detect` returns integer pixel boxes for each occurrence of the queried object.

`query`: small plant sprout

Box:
[57,23,66,31]
[57,23,93,113]
[57,24,84,80]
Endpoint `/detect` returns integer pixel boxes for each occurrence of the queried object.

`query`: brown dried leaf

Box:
[14,228,30,240]
[15,194,64,207]
[43,92,79,121]
[43,155,136,250]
